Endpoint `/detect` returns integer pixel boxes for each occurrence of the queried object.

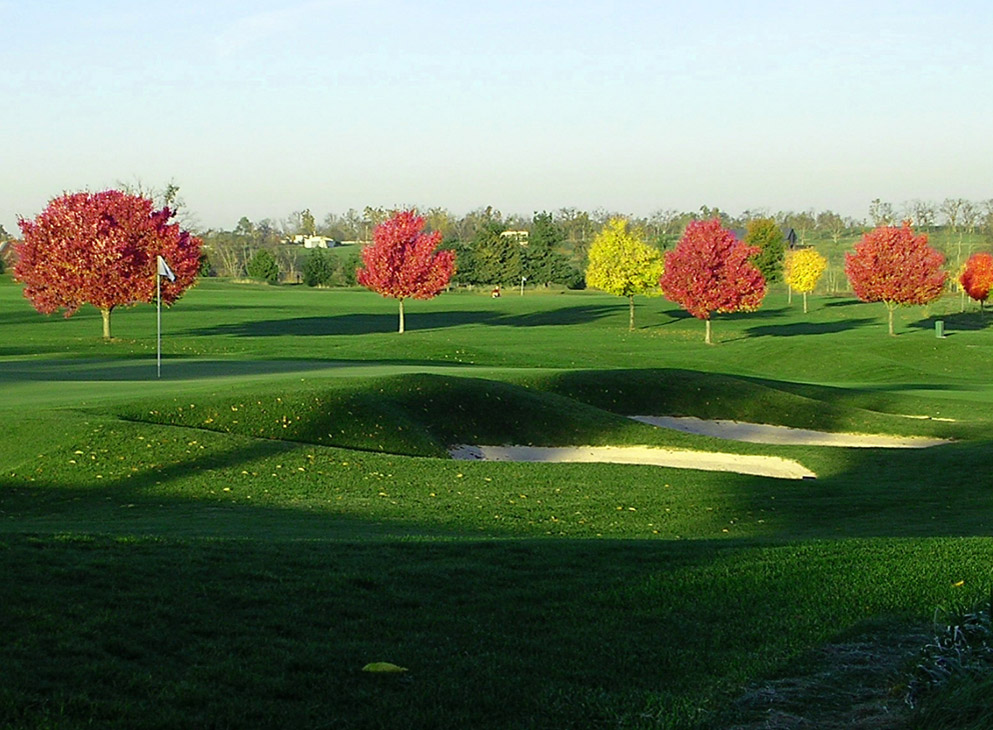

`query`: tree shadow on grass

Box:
[0,357,447,383]
[910,312,993,333]
[735,306,792,319]
[744,318,876,338]
[188,304,618,337]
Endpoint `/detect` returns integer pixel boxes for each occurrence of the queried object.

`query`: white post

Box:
[520,276,526,296]
[157,271,162,378]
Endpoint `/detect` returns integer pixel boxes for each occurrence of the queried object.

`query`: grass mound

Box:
[111,373,663,457]
[521,368,969,439]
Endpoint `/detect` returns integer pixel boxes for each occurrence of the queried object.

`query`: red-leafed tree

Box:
[14,190,201,339]
[660,219,766,344]
[960,252,993,311]
[844,222,946,336]
[357,209,455,333]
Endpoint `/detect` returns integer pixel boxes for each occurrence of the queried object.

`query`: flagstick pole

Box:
[157,271,162,378]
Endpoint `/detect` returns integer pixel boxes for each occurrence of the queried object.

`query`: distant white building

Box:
[290,235,338,249]
[500,230,529,245]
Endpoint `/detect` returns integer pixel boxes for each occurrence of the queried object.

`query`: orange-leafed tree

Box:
[14,190,201,339]
[357,209,455,333]
[844,222,946,335]
[960,252,993,311]
[660,218,767,344]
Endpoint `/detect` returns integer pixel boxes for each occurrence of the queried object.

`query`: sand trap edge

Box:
[448,444,816,480]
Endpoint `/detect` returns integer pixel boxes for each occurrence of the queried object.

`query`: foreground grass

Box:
[2,534,988,730]
[3,277,993,728]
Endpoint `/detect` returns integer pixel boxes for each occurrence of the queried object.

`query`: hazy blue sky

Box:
[2,0,991,232]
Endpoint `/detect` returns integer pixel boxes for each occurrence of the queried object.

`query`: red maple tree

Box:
[660,219,766,344]
[844,222,946,335]
[15,190,201,339]
[960,252,993,310]
[357,210,455,333]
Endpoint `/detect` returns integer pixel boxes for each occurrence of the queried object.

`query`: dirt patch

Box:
[719,629,926,729]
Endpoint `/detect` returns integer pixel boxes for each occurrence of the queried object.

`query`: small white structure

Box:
[290,235,338,249]
[500,230,529,245]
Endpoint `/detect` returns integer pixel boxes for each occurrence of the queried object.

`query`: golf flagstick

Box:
[156,256,176,378]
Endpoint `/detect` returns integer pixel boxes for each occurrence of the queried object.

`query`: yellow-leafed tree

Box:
[783,248,827,313]
[585,218,665,330]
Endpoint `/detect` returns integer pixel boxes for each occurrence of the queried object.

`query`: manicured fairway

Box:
[2,277,993,728]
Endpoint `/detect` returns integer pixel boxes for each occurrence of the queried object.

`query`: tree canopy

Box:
[660,219,766,344]
[246,249,280,284]
[783,248,827,313]
[744,218,785,283]
[356,210,455,333]
[585,218,664,330]
[844,222,946,335]
[14,190,201,339]
[959,252,993,309]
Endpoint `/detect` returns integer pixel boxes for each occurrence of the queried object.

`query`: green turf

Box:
[2,275,993,728]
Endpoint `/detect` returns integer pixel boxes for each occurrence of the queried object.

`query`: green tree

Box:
[338,250,361,286]
[247,249,280,284]
[471,222,522,286]
[0,224,9,275]
[302,249,334,287]
[234,216,255,238]
[745,218,786,283]
[525,212,573,286]
[585,218,665,330]
[300,209,316,237]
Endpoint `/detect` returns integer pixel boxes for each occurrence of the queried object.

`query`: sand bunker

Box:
[449,444,816,480]
[447,417,951,480]
[630,416,951,448]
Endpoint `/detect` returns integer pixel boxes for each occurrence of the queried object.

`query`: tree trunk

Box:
[101,307,112,340]
[398,298,405,334]
[887,303,895,336]
[788,286,793,305]
[705,318,712,345]
[628,295,635,331]
[802,291,808,314]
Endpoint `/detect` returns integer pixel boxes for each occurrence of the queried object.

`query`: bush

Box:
[246,249,279,284]
[303,249,360,287]
[907,589,993,718]
[561,266,586,290]
[303,249,335,287]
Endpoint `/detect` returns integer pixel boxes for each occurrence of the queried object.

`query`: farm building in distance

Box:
[289,235,339,249]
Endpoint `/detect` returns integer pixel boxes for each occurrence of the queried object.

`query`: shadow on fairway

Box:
[824,299,864,308]
[0,358,448,383]
[744,318,875,338]
[189,304,618,337]
[910,312,993,333]
[731,306,791,319]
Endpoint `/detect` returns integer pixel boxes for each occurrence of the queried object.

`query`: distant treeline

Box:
[195,199,993,288]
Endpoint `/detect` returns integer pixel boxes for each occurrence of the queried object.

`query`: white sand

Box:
[630,416,951,448]
[447,417,951,481]
[448,444,816,480]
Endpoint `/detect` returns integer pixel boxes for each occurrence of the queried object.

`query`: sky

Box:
[2,0,992,233]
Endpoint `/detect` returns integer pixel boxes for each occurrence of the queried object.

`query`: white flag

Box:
[157,255,176,282]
